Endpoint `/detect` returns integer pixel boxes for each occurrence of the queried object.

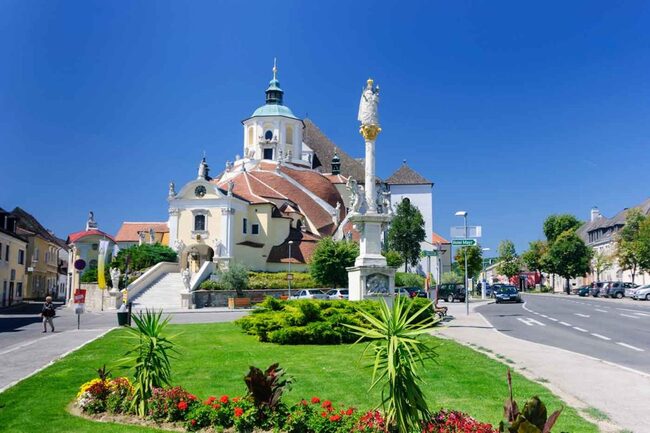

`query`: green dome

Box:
[251,104,298,119]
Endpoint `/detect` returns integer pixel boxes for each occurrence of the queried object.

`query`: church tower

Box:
[241,60,306,165]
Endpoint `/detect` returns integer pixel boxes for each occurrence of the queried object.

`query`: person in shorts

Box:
[41,296,55,333]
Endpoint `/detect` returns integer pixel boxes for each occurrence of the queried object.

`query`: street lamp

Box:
[455,211,469,315]
[481,247,490,300]
[288,241,294,298]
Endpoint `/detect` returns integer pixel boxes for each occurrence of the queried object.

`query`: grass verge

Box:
[0,322,599,432]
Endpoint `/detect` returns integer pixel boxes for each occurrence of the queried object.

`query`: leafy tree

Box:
[638,217,650,275]
[217,262,250,297]
[454,245,483,280]
[441,271,463,284]
[496,240,521,279]
[309,238,359,288]
[383,250,405,268]
[521,240,547,275]
[543,214,582,245]
[110,243,177,273]
[79,266,110,284]
[591,250,613,281]
[544,231,593,293]
[387,198,426,272]
[616,209,647,284]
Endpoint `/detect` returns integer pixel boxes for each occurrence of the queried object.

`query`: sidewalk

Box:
[437,302,649,433]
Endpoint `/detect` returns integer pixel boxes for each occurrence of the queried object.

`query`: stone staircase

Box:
[131,272,184,311]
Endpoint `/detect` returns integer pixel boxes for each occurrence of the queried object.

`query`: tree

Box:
[454,245,483,280]
[441,271,462,284]
[638,217,650,275]
[496,240,520,279]
[218,262,250,297]
[543,214,582,245]
[591,250,613,281]
[110,243,177,273]
[616,209,647,284]
[383,250,405,269]
[521,240,547,276]
[544,231,593,293]
[309,238,359,288]
[387,198,426,272]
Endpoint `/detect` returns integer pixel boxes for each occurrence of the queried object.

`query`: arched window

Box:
[286,126,293,145]
[248,127,254,145]
[194,214,206,231]
[265,130,273,141]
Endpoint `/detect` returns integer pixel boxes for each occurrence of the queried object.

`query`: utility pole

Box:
[455,211,469,315]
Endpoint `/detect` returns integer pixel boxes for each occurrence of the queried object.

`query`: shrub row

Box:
[236,297,438,345]
[395,272,426,288]
[199,271,317,291]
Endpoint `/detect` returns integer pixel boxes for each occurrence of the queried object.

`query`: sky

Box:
[1,1,649,255]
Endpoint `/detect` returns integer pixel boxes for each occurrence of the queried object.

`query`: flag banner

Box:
[98,240,109,290]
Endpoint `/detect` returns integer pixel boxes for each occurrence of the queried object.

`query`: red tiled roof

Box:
[431,232,450,245]
[115,222,169,242]
[67,229,116,244]
[322,173,348,185]
[266,229,319,264]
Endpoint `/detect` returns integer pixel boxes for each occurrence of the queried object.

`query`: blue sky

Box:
[1,1,649,255]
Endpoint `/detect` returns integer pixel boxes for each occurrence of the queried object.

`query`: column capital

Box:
[168,207,180,216]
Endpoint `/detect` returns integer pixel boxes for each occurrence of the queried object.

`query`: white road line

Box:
[540,314,548,318]
[617,307,648,313]
[595,309,607,313]
[574,313,590,318]
[616,342,645,352]
[573,327,588,332]
[517,317,546,327]
[559,321,572,326]
[634,312,650,317]
[547,317,558,322]
[620,314,640,319]
[591,333,611,341]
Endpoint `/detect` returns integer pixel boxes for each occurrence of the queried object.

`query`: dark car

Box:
[590,281,608,297]
[436,283,466,303]
[606,281,638,299]
[404,287,428,298]
[577,286,591,297]
[494,285,522,303]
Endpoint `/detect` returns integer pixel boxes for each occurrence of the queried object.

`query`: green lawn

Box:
[0,322,598,433]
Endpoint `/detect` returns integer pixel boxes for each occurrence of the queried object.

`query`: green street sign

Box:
[421,250,439,257]
[452,239,477,246]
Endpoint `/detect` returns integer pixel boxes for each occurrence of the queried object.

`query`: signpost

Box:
[451,239,477,246]
[420,250,439,257]
[451,226,482,239]
[74,259,86,330]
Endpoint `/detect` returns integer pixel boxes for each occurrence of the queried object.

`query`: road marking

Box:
[540,314,548,318]
[517,317,546,327]
[634,312,650,317]
[620,314,640,319]
[616,342,645,352]
[574,313,590,318]
[559,321,572,326]
[573,327,588,332]
[617,307,648,313]
[595,309,607,313]
[591,333,611,341]
[547,317,558,321]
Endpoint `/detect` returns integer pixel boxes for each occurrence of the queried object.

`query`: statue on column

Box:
[181,268,191,292]
[346,178,363,214]
[149,227,156,244]
[110,268,121,290]
[358,79,380,126]
[138,231,145,246]
[86,211,98,230]
[168,182,176,198]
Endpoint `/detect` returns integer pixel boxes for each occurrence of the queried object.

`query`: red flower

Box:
[234,407,244,418]
[300,399,308,406]
[188,394,197,401]
[233,397,241,403]
[346,408,354,416]
[191,419,197,426]
[322,400,332,409]
[220,395,229,404]
[321,411,328,418]
[177,401,188,411]
[212,403,221,410]
[311,397,321,404]
[206,396,216,404]
[330,414,341,422]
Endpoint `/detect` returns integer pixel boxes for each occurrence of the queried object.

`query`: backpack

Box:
[43,304,55,318]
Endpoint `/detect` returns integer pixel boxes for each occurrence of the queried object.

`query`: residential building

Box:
[0,208,27,306]
[114,222,169,249]
[430,232,452,283]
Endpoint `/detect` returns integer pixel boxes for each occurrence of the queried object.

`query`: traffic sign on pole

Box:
[451,239,477,246]
[420,250,439,257]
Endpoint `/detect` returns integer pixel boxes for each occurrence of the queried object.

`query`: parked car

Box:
[487,283,507,298]
[624,283,642,298]
[494,285,522,303]
[577,286,591,297]
[404,287,428,298]
[395,287,411,297]
[590,281,608,297]
[325,289,349,300]
[606,281,637,298]
[437,283,466,303]
[289,289,328,300]
[632,284,650,301]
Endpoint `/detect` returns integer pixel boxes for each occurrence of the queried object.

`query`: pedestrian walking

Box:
[41,296,56,333]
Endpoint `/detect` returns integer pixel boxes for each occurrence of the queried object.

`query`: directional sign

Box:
[73,289,86,304]
[452,239,477,246]
[451,226,482,239]
[420,250,439,257]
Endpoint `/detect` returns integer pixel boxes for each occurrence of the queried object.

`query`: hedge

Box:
[395,272,426,288]
[199,271,317,290]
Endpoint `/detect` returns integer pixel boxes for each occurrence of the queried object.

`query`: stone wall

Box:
[77,283,121,311]
[192,289,287,308]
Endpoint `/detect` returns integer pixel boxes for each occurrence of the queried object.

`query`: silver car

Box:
[632,285,650,301]
[326,289,349,300]
[289,289,329,300]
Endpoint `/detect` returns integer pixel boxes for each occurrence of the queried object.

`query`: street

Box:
[477,294,650,374]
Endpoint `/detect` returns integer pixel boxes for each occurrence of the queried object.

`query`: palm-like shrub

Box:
[121,309,177,416]
[345,296,439,433]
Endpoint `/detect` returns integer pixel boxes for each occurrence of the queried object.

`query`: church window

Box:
[194,214,206,231]
[265,130,273,141]
[252,224,259,235]
[243,218,248,234]
[286,126,293,145]
[263,148,273,160]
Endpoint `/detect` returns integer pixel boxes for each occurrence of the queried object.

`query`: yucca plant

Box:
[120,309,178,416]
[345,296,439,433]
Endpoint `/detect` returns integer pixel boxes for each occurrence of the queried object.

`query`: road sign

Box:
[74,259,86,271]
[452,239,477,246]
[451,226,482,239]
[421,250,439,257]
[73,289,86,304]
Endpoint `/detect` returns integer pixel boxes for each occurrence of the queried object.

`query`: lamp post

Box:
[288,241,294,298]
[481,247,490,300]
[455,211,469,315]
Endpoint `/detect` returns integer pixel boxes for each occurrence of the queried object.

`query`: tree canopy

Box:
[387,198,426,271]
[591,250,613,281]
[309,238,359,288]
[521,240,547,275]
[543,214,582,245]
[616,209,648,283]
[544,231,592,290]
[496,240,521,279]
[110,243,177,273]
[454,245,483,280]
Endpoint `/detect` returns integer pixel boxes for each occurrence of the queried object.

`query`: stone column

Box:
[168,207,180,246]
[365,139,376,213]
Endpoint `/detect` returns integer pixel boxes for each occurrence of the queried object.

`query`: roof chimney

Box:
[590,206,601,222]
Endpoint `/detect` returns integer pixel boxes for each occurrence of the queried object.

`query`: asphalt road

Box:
[476,294,650,374]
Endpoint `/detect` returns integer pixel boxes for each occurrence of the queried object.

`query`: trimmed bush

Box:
[236,297,438,345]
[395,272,425,288]
[199,271,317,291]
